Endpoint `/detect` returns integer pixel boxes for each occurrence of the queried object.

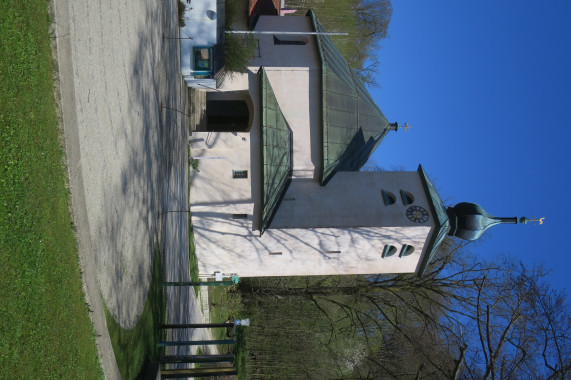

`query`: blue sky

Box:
[367,1,571,292]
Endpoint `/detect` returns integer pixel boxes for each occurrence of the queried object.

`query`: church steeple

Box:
[446,202,535,241]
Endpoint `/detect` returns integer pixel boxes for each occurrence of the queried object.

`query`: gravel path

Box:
[52,0,213,377]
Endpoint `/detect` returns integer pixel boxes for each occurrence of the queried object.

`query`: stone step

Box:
[188,88,206,133]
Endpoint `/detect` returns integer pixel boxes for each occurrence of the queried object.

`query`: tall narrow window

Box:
[253,39,261,57]
[400,245,415,257]
[400,190,415,205]
[232,170,248,179]
[382,245,397,258]
[381,190,396,206]
[273,35,306,45]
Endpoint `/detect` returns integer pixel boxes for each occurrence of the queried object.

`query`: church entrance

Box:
[205,100,250,132]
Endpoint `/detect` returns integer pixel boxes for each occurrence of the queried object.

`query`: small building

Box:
[188,10,525,278]
[179,0,225,89]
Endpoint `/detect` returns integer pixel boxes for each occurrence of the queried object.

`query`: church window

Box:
[400,190,415,205]
[381,190,396,206]
[232,170,248,179]
[400,245,415,257]
[232,214,248,219]
[252,39,261,57]
[273,35,306,45]
[382,245,397,258]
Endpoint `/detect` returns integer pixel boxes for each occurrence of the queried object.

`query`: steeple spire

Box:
[446,202,541,241]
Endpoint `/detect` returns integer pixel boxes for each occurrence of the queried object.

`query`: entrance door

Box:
[206,100,250,132]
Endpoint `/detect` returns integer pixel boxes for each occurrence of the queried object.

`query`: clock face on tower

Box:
[406,206,429,223]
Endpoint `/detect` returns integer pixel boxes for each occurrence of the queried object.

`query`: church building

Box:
[188,10,525,278]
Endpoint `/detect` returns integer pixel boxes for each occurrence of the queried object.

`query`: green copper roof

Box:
[308,10,392,185]
[259,68,293,235]
[416,165,451,276]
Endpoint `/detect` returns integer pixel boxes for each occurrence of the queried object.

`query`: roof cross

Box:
[389,121,412,132]
[529,216,545,225]
[519,216,545,225]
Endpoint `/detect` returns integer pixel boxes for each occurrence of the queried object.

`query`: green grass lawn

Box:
[208,285,246,378]
[0,0,102,378]
[105,244,165,379]
[188,201,200,296]
[188,147,200,295]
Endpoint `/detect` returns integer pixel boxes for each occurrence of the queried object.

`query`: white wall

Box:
[193,14,322,230]
[220,15,321,178]
[252,15,322,179]
[192,216,432,277]
[272,171,429,228]
[189,72,261,224]
[191,170,437,277]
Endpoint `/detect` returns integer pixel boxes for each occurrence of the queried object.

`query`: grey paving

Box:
[52,0,213,377]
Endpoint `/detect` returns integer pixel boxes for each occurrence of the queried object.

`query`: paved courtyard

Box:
[53,0,212,377]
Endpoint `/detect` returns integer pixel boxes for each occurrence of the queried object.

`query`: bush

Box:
[178,0,186,27]
[224,33,256,74]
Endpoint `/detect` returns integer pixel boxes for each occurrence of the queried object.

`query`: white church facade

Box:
[188,11,522,278]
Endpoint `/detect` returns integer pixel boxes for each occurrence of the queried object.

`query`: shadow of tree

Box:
[68,0,189,328]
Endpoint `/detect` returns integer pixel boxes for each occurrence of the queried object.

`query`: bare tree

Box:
[354,0,392,38]
[463,263,571,380]
[285,0,393,87]
[238,239,570,379]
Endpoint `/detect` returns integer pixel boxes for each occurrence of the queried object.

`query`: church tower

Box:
[192,162,531,278]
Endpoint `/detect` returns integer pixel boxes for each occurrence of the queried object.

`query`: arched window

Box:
[382,245,397,258]
[381,190,396,206]
[400,190,415,205]
[400,245,415,257]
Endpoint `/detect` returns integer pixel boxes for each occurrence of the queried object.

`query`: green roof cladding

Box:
[308,10,392,185]
[416,165,451,276]
[259,68,293,235]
